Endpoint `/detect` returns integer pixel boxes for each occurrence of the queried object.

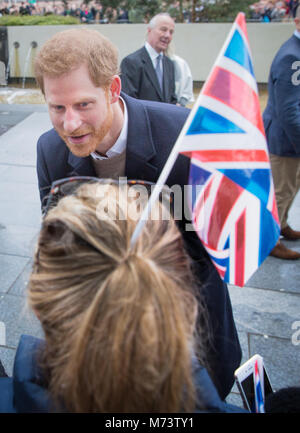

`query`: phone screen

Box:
[240,368,273,412]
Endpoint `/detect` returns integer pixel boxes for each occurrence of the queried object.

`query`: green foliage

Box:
[127,0,162,22]
[128,8,145,23]
[124,0,254,23]
[196,0,254,22]
[0,14,80,26]
[100,0,126,10]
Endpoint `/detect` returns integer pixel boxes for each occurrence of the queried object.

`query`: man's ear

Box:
[109,75,121,103]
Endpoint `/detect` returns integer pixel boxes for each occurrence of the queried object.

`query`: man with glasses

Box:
[35,28,241,400]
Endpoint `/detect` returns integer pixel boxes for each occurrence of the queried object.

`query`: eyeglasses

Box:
[35,177,174,273]
[43,176,174,216]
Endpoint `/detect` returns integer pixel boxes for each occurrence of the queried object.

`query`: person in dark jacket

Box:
[263,9,300,259]
[0,182,246,413]
[34,28,242,400]
[120,13,177,104]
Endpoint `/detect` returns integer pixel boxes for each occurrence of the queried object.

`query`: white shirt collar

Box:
[145,41,162,63]
[90,96,128,161]
[294,30,300,40]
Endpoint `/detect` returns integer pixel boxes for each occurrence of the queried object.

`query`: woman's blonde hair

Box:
[28,181,207,413]
[34,28,119,94]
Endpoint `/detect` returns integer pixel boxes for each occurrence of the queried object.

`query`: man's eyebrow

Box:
[75,97,97,104]
[48,97,97,107]
[48,102,64,108]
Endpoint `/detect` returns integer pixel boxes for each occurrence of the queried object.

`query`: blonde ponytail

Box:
[29,182,206,412]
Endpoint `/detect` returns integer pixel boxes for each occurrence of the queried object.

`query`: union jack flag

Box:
[178,12,280,287]
[130,13,280,286]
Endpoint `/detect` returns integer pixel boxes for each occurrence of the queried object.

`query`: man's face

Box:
[43,64,113,157]
[147,16,175,53]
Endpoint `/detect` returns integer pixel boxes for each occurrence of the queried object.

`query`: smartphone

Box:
[234,354,273,412]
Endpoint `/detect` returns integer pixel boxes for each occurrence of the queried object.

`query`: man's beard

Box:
[57,102,113,158]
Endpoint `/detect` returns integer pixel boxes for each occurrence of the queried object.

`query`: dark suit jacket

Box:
[36,92,241,399]
[120,46,177,104]
[263,34,300,157]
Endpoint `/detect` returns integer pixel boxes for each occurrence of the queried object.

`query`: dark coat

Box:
[263,34,300,157]
[0,335,247,413]
[36,92,242,399]
[120,46,177,104]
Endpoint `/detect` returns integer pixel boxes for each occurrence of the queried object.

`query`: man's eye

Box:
[53,105,64,112]
[79,102,90,109]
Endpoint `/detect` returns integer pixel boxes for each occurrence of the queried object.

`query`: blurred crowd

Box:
[0,0,299,23]
[0,1,130,23]
[249,0,299,21]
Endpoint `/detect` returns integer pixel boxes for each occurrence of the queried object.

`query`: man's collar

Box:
[294,30,300,40]
[145,41,162,61]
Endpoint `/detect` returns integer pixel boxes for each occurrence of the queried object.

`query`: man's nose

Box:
[63,108,82,133]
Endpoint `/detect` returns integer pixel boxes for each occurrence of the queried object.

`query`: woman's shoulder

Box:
[193,359,248,413]
[0,335,51,413]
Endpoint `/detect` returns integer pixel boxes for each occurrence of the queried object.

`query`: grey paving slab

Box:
[0,112,52,166]
[248,334,300,390]
[0,165,6,176]
[246,243,300,293]
[0,104,52,383]
[0,109,30,128]
[0,165,37,184]
[9,259,33,297]
[0,254,29,294]
[0,201,41,227]
[0,103,47,113]
[236,330,250,364]
[228,285,300,339]
[0,181,40,204]
[226,390,244,408]
[0,225,39,257]
[0,125,11,135]
[0,294,43,349]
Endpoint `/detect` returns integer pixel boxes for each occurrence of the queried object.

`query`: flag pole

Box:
[130,99,198,247]
[130,132,185,247]
[130,13,244,248]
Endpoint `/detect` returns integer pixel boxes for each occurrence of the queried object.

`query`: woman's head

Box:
[28,181,204,413]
